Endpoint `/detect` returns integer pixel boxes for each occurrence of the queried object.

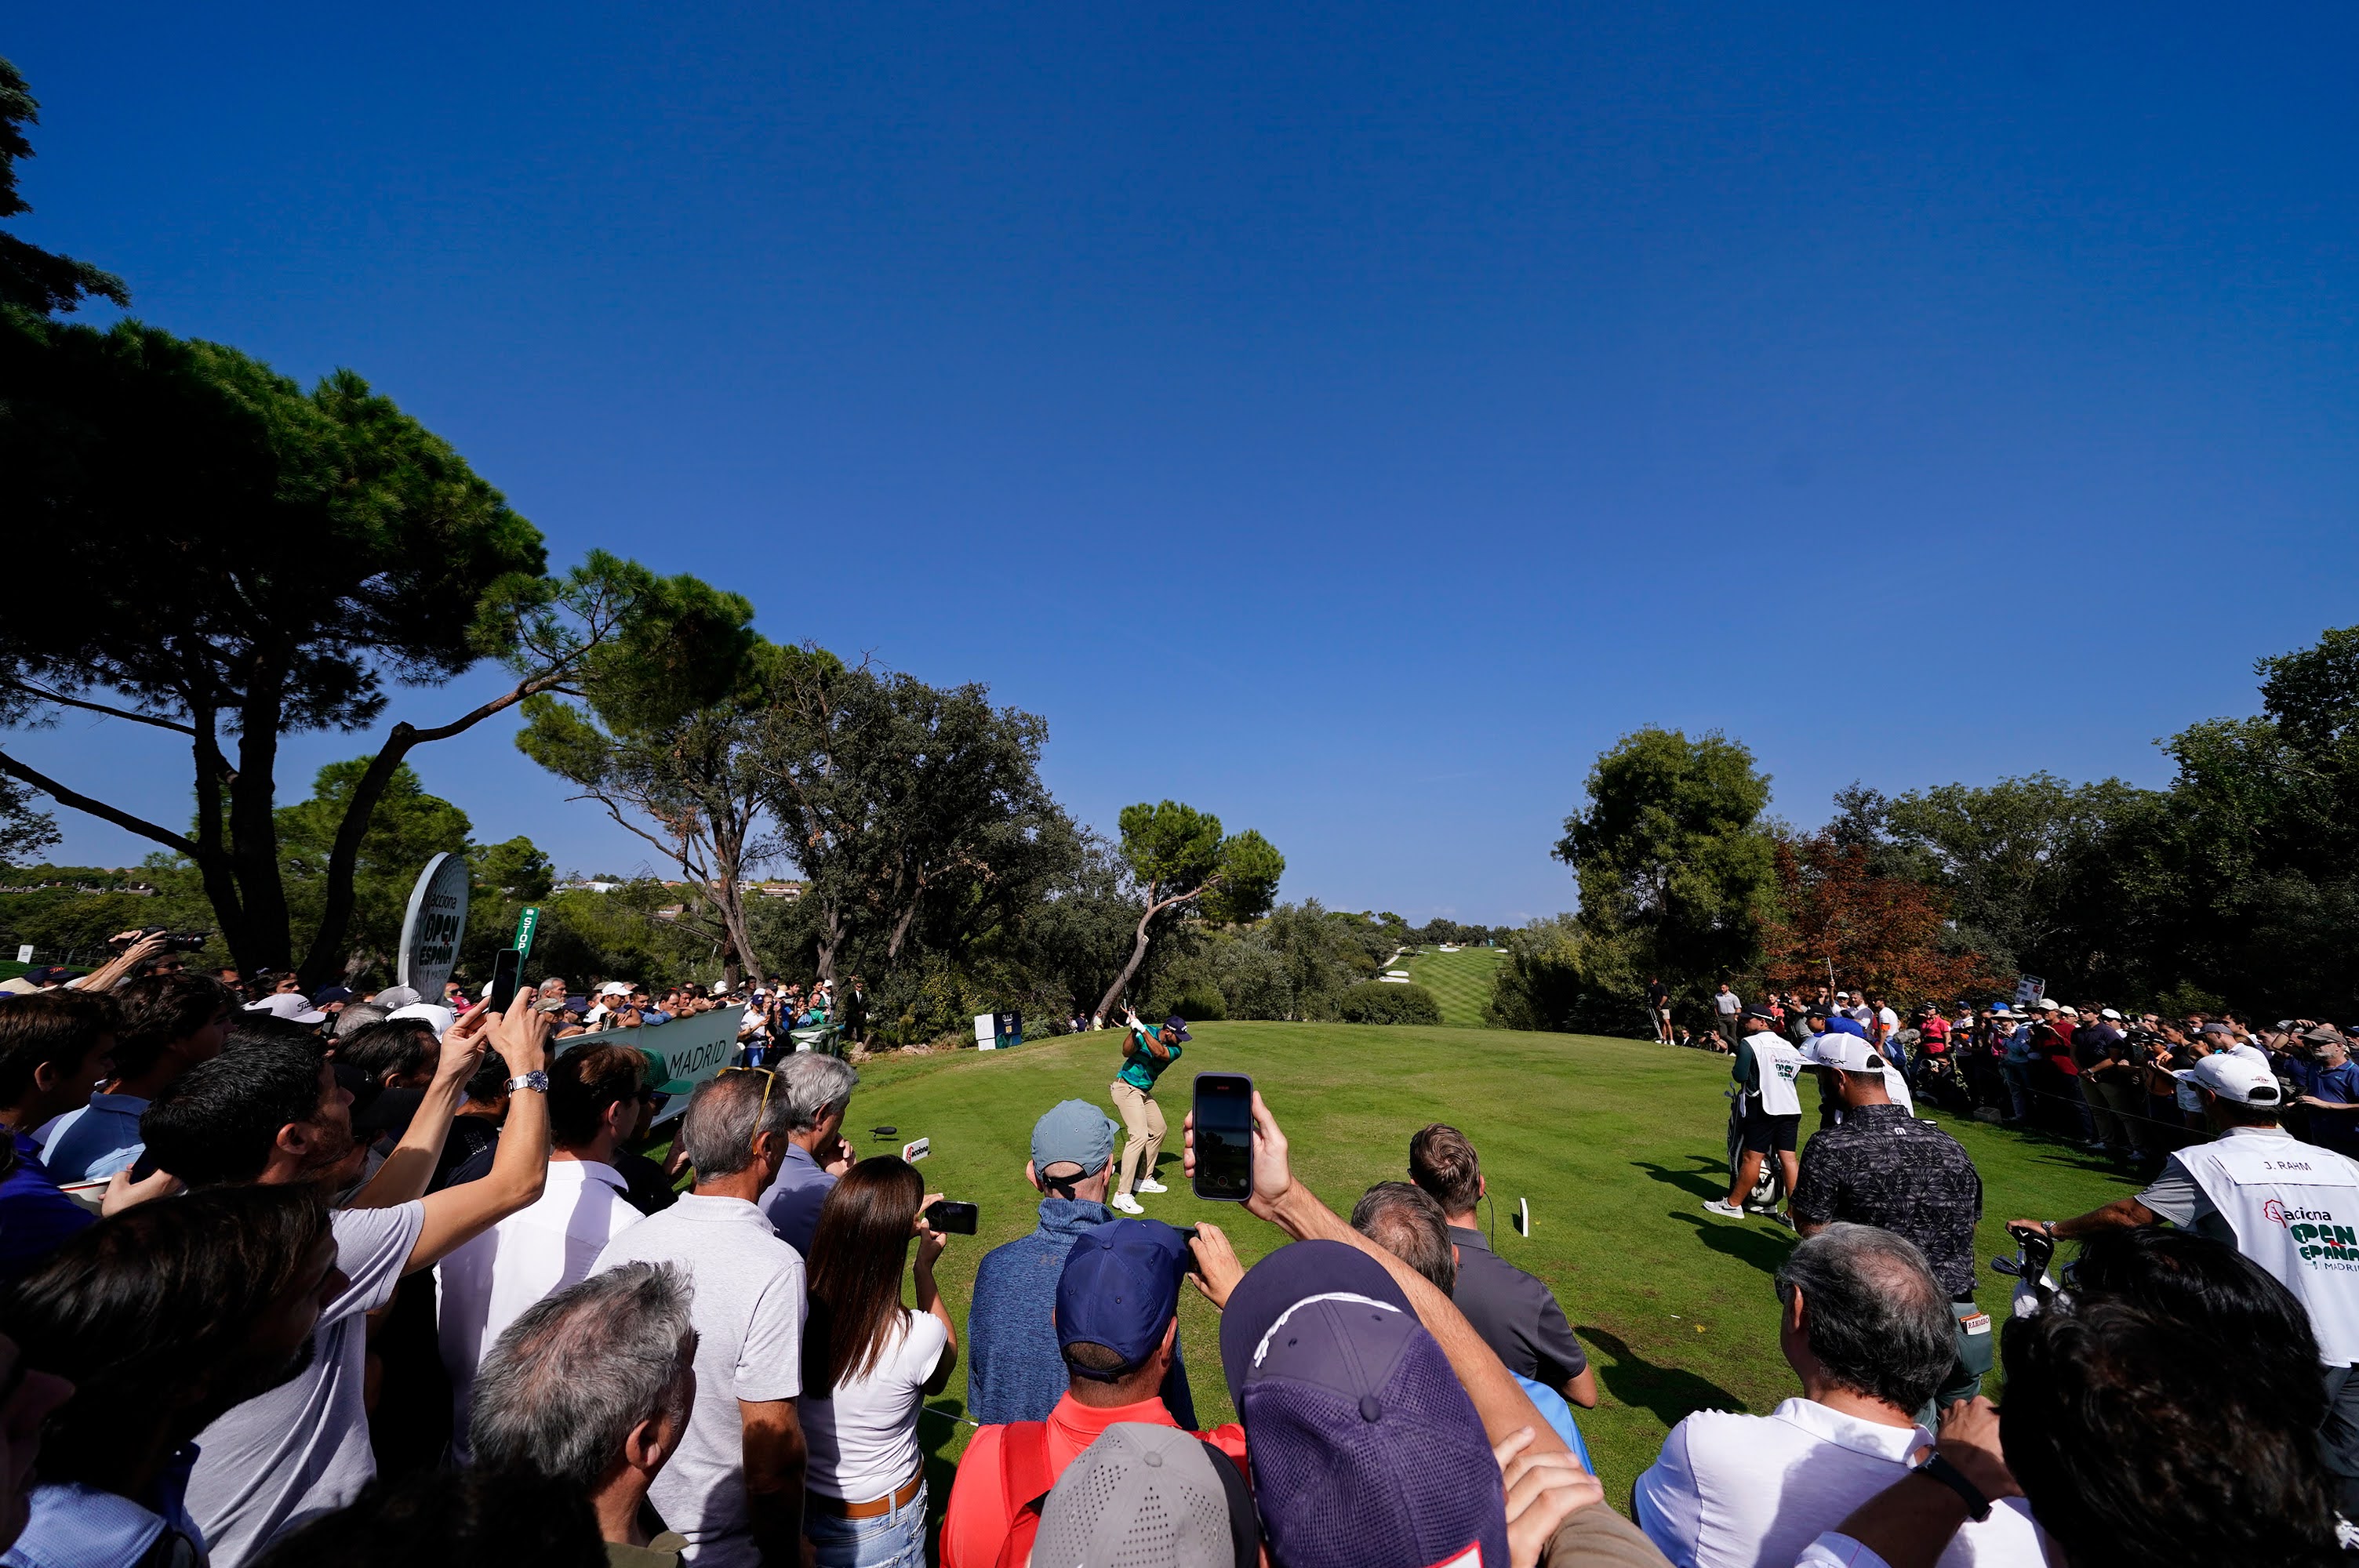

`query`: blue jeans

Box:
[807,1478,928,1568]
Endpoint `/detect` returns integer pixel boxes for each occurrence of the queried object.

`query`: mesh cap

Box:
[1033,1423,1253,1568]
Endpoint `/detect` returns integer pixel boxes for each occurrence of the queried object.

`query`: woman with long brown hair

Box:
[799,1155,956,1568]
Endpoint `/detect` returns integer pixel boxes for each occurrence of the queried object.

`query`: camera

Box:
[109,926,211,952]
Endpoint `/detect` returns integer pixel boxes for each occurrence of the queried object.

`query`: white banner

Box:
[397,852,471,1000]
[569,1004,747,1115]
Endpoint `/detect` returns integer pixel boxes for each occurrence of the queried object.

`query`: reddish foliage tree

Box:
[1762,833,2002,1007]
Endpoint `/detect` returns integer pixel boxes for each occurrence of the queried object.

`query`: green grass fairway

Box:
[856,1021,2140,1526]
[1403,945,1506,1025]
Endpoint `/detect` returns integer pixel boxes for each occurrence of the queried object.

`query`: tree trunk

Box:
[298,722,421,989]
[1095,886,1205,1022]
[227,681,293,975]
[815,898,845,986]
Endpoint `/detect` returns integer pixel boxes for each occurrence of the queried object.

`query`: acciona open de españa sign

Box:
[398,852,471,999]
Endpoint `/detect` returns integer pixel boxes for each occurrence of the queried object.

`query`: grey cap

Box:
[1033,1423,1249,1568]
[1031,1098,1120,1178]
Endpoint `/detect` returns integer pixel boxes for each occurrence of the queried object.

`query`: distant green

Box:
[1405,944,1507,1026]
[858,1019,2138,1526]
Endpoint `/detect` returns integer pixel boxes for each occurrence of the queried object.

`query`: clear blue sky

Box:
[10,6,2359,923]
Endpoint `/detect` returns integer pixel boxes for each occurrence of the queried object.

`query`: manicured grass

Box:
[1403,944,1507,1026]
[857,1021,2140,1526]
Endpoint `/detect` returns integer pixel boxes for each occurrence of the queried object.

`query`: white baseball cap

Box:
[598,981,633,997]
[2099,1008,2122,1020]
[2037,998,2061,1011]
[1805,1034,1889,1074]
[244,993,328,1025]
[387,1001,457,1037]
[2172,1053,2282,1108]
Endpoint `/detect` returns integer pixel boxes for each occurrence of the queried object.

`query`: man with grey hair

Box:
[594,1072,809,1568]
[756,1052,860,1258]
[1633,1223,2040,1568]
[470,1261,700,1567]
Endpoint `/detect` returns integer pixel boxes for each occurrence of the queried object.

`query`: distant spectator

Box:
[965,1099,1199,1428]
[1408,1123,1597,1408]
[1632,1222,2040,1566]
[1711,982,1741,1052]
[591,1070,811,1568]
[0,1184,343,1568]
[0,990,116,1279]
[436,1044,651,1457]
[755,1054,859,1258]
[467,1262,698,1568]
[1647,977,1673,1044]
[941,1218,1243,1568]
[37,971,232,1183]
[800,1156,958,1567]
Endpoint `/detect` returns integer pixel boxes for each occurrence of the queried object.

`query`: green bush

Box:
[1336,981,1441,1025]
[1173,982,1227,1022]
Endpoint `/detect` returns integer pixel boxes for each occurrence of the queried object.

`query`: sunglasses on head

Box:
[718,1064,776,1118]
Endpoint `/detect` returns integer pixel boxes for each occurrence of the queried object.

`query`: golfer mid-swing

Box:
[1108,1007,1187,1214]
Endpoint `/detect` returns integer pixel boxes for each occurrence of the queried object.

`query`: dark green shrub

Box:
[1337,981,1441,1025]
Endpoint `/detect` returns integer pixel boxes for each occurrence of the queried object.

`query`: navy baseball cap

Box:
[1821,1014,1868,1039]
[1056,1218,1190,1377]
[1164,1015,1193,1040]
[1217,1242,1507,1568]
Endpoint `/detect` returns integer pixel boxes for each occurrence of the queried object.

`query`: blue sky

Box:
[9,5,2359,923]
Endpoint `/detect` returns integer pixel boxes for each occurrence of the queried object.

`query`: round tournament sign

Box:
[398,851,472,1000]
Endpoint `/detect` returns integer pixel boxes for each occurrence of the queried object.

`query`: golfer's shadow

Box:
[1577,1325,1748,1428]
[1668,1209,1795,1276]
[1632,1156,1728,1202]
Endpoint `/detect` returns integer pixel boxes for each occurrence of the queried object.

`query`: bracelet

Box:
[1914,1453,1993,1522]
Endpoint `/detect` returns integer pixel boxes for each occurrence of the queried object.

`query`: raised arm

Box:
[349,1005,493,1209]
[1185,1090,1572,1460]
[402,994,552,1274]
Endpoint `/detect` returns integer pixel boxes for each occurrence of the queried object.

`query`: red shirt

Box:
[940,1392,1249,1568]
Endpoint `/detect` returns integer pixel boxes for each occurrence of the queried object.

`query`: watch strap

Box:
[1916,1452,1993,1522]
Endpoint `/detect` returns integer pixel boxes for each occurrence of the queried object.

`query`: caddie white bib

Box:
[1750,1033,1805,1116]
[2178,1133,2359,1366]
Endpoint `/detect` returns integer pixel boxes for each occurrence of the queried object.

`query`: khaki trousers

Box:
[1110,1078,1165,1196]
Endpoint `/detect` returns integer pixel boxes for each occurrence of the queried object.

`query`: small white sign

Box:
[13,944,30,964]
[902,1137,930,1163]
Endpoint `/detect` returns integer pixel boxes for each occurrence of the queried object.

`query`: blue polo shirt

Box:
[0,1135,95,1283]
[758,1138,838,1260]
[2,1447,203,1568]
[35,1092,150,1184]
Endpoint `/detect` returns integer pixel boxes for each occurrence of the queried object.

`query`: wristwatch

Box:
[505,1070,550,1095]
[1914,1453,1993,1522]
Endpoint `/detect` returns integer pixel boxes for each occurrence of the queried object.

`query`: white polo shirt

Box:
[1634,1396,2043,1568]
[435,1157,645,1457]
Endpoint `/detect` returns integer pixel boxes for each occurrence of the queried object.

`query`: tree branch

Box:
[2,681,198,737]
[0,749,200,857]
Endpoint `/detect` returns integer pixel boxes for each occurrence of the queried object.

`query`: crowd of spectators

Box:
[0,934,2353,1568]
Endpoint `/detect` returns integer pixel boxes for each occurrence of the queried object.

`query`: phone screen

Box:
[488,948,522,1013]
[925,1200,980,1235]
[1192,1073,1254,1202]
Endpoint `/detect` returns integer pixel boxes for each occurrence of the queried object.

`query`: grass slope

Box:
[862,1021,2140,1527]
[1402,945,1507,1026]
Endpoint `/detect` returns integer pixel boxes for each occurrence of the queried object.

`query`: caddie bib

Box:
[2178,1133,2359,1366]
[1750,1034,1805,1116]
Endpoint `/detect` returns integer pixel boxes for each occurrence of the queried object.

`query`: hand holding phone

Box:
[487,947,522,1013]
[923,1199,978,1234]
[1190,1073,1255,1202]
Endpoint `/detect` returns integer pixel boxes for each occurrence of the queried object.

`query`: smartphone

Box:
[487,947,523,1013]
[1191,1073,1255,1202]
[925,1199,979,1235]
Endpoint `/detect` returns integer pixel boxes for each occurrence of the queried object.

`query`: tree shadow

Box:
[1631,1156,1729,1202]
[1667,1209,1796,1278]
[1577,1323,1752,1428]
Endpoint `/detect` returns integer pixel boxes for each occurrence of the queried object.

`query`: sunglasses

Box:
[718,1064,776,1119]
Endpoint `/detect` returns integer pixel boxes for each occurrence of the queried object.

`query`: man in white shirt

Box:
[2015,1050,2359,1514]
[437,1040,653,1456]
[136,994,557,1568]
[1710,983,1743,1053]
[594,1069,810,1568]
[1634,1222,2041,1567]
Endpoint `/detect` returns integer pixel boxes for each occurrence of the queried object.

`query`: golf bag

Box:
[1725,1090,1787,1211]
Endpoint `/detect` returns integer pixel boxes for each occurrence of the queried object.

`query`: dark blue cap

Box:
[1164,1016,1192,1040]
[312,986,354,1007]
[1822,1014,1868,1039]
[1216,1241,1505,1568]
[1056,1218,1190,1377]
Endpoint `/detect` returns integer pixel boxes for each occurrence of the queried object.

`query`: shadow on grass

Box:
[1668,1209,1796,1277]
[918,1397,969,1562]
[1577,1324,1750,1427]
[1631,1155,1729,1202]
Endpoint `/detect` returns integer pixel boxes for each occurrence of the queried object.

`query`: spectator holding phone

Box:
[799,1156,958,1568]
[1109,1008,1187,1215]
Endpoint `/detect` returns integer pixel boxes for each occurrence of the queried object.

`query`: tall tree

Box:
[276,758,474,981]
[756,660,1067,986]
[0,58,126,319]
[517,626,796,986]
[1553,727,1776,1006]
[1093,800,1284,1020]
[0,314,714,982]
